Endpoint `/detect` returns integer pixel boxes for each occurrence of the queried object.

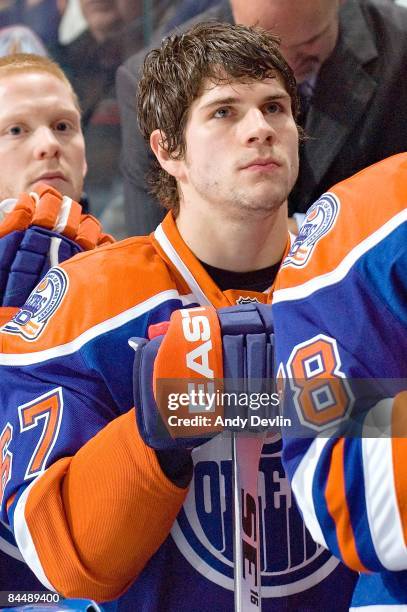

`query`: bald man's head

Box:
[231,0,342,82]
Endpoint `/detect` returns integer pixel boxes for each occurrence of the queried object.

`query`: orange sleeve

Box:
[24,409,188,601]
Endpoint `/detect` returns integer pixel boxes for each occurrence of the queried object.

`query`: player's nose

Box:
[240,108,275,145]
[32,126,61,160]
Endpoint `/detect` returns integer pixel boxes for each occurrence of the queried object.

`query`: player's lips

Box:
[240,158,281,171]
[31,172,68,184]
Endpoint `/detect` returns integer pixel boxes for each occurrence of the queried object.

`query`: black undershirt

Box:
[199,259,281,292]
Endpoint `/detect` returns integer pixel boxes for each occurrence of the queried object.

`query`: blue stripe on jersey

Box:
[344,438,383,572]
[356,221,407,328]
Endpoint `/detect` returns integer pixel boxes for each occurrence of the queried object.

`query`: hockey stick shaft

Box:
[232,432,265,612]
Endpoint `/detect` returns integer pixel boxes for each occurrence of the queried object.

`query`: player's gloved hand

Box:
[132,303,274,450]
[0,184,114,323]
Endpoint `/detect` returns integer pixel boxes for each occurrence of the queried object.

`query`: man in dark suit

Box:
[117,0,407,235]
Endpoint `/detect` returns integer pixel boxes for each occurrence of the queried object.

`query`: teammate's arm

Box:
[273,159,407,576]
[280,390,407,574]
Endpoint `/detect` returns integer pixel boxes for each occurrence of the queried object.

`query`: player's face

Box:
[231,0,341,83]
[176,76,299,219]
[0,71,86,201]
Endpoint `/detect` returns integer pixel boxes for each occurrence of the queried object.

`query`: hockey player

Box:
[0,53,113,596]
[0,24,357,610]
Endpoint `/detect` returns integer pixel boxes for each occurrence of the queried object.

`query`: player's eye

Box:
[213,107,231,119]
[7,125,24,136]
[55,121,72,132]
[264,102,281,114]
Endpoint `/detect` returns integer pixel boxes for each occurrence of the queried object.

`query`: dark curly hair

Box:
[137,21,299,214]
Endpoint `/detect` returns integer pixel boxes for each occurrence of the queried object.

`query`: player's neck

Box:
[176,201,289,272]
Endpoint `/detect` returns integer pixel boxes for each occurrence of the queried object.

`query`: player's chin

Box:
[253,181,289,203]
[242,196,287,217]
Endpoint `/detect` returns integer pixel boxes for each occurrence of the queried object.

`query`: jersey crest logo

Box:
[171,436,338,597]
[2,268,68,341]
[236,296,260,305]
[283,193,340,268]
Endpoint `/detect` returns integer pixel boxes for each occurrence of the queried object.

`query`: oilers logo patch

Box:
[171,436,338,597]
[283,193,340,268]
[2,268,68,341]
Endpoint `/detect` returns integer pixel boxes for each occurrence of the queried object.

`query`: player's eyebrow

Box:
[198,96,240,111]
[199,92,290,111]
[0,107,80,124]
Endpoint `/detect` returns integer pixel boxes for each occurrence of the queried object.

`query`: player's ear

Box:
[150,129,183,179]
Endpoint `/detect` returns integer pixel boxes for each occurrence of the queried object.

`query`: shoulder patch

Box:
[1,267,68,341]
[283,193,340,268]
